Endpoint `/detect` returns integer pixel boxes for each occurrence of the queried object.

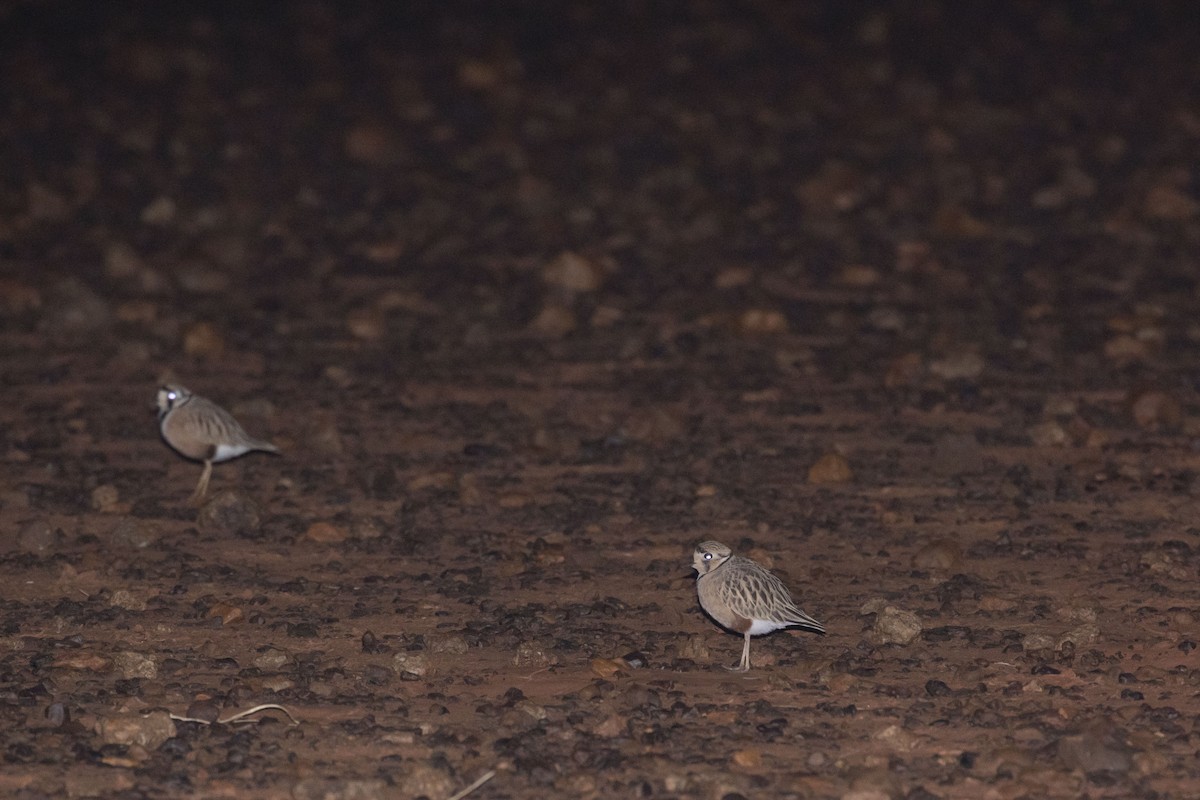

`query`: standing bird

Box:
[156,384,279,504]
[692,540,824,672]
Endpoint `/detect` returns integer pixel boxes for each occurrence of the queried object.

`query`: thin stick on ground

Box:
[166,703,299,726]
[446,769,496,800]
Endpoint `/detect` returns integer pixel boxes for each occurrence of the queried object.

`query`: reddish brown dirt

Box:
[3,2,1200,798]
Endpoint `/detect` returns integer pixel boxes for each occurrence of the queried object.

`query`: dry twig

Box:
[447,769,496,800]
[167,703,299,726]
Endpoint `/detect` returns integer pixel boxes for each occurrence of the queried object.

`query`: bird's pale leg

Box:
[190,460,213,505]
[725,633,752,672]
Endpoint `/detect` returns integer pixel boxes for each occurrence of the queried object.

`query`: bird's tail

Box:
[788,610,826,634]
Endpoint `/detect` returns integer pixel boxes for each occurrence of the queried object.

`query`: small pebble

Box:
[400,764,455,799]
[112,651,158,679]
[182,321,226,359]
[108,590,147,611]
[253,648,291,670]
[543,251,605,292]
[428,634,469,655]
[731,749,762,768]
[872,606,923,645]
[90,484,120,512]
[293,778,390,800]
[621,651,648,669]
[929,350,985,381]
[16,519,59,553]
[1129,389,1182,430]
[1021,634,1055,653]
[197,491,262,537]
[512,640,555,668]
[1028,421,1069,446]
[738,308,789,334]
[808,452,854,484]
[911,540,963,571]
[45,703,69,727]
[303,522,347,543]
[206,602,244,625]
[529,304,577,338]
[393,652,432,677]
[346,306,386,340]
[590,658,626,680]
[109,518,158,549]
[96,711,176,749]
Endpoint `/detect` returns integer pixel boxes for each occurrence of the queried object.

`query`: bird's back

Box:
[162,395,277,461]
[720,556,824,632]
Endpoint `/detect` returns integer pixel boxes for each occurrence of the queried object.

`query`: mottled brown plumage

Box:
[693,540,824,671]
[156,384,279,503]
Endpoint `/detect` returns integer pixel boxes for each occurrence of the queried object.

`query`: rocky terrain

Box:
[2,2,1200,797]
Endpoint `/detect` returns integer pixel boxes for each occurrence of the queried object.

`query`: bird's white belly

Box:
[747,619,785,636]
[212,444,253,462]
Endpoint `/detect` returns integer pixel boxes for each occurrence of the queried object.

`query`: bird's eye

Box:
[167,392,177,401]
[703,552,712,560]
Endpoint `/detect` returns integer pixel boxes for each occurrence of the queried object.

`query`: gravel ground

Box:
[2,1,1200,798]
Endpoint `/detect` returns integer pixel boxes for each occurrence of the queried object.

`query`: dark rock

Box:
[197,491,263,537]
[1057,719,1133,775]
